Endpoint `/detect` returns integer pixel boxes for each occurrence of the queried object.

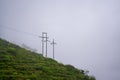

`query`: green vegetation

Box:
[0,38,95,80]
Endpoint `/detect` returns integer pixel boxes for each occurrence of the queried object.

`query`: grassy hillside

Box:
[0,38,95,80]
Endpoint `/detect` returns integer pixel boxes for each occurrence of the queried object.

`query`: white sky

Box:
[0,0,120,80]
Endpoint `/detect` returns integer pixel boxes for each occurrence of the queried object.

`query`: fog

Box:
[0,0,120,80]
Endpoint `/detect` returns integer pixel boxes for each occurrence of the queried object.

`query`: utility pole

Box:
[42,32,48,57]
[45,33,48,57]
[51,39,57,59]
[38,32,48,57]
[42,32,44,56]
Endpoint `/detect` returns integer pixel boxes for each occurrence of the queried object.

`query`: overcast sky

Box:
[0,0,120,80]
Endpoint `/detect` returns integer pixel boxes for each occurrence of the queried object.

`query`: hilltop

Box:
[0,38,95,80]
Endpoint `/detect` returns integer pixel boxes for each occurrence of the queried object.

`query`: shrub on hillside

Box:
[6,47,16,55]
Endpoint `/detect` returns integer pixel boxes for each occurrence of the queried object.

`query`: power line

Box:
[0,24,39,37]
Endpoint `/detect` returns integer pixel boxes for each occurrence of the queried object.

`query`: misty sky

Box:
[0,0,120,80]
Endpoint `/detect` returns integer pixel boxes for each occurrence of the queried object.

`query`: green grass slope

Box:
[0,38,95,80]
